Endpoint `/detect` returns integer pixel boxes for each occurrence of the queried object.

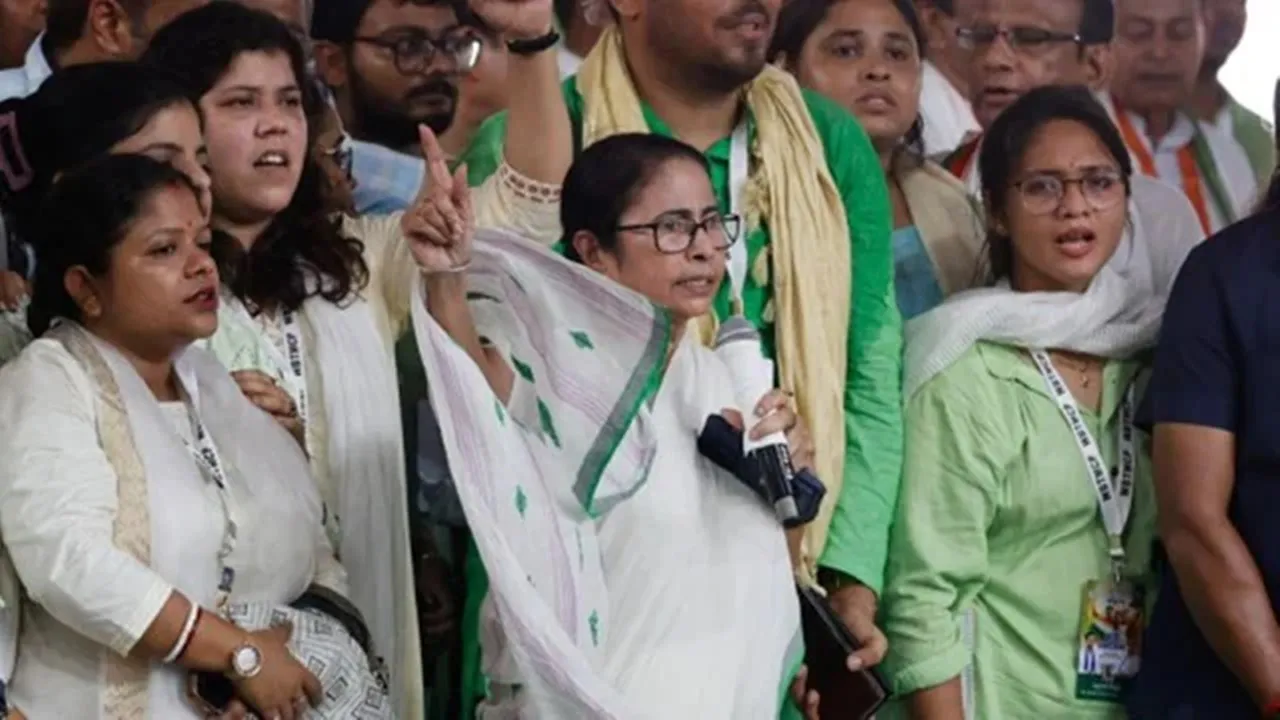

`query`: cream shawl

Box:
[576,27,852,568]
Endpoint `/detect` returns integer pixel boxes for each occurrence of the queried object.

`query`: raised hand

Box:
[403,124,474,275]
[469,0,554,41]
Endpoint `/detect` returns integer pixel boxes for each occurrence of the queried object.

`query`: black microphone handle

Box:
[749,443,799,524]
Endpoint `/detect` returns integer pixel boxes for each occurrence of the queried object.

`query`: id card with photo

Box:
[1075,578,1146,702]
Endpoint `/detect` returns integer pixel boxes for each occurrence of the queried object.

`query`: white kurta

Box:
[0,338,336,718]
[596,335,800,719]
[1099,95,1258,233]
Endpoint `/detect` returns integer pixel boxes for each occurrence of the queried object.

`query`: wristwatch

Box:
[817,566,862,593]
[229,641,264,680]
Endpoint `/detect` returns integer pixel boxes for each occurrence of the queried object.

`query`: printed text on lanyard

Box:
[1030,350,1136,582]
[180,402,240,611]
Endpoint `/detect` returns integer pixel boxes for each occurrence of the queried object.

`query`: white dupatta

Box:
[302,291,420,718]
[0,323,327,718]
[904,184,1195,399]
[411,229,800,717]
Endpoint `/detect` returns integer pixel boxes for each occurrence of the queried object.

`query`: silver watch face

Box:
[232,644,263,678]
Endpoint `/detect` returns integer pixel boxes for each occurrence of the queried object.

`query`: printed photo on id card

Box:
[1076,578,1145,702]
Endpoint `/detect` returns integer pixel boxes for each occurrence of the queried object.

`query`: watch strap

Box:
[817,566,861,592]
[506,29,560,56]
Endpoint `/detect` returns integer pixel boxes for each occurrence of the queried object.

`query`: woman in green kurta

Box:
[881,86,1182,719]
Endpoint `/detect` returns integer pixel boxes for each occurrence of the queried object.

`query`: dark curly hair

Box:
[27,154,202,336]
[142,1,369,313]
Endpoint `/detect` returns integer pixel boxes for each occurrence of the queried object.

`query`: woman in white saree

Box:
[0,154,345,719]
[407,131,811,717]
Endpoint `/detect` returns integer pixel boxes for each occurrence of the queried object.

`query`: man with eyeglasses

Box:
[939,0,1203,299]
[942,0,1114,179]
[1108,0,1256,235]
[312,0,481,192]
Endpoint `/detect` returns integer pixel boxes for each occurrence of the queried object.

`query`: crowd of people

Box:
[0,0,1275,717]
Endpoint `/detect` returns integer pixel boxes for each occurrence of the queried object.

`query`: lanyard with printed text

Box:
[1030,350,1136,581]
[179,401,240,610]
[228,297,309,441]
[278,308,308,435]
[727,121,749,314]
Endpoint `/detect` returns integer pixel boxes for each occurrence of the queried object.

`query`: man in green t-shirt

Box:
[461,0,903,694]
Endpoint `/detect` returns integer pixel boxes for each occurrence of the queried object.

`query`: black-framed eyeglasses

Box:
[353,29,483,75]
[615,212,742,254]
[956,25,1082,55]
[1012,168,1126,215]
[320,139,354,181]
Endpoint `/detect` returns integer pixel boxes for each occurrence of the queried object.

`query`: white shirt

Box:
[919,61,979,157]
[0,36,51,104]
[1101,94,1257,233]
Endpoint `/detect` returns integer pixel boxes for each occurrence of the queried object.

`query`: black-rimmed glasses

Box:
[616,213,742,254]
[1012,169,1125,215]
[956,25,1082,56]
[353,30,483,75]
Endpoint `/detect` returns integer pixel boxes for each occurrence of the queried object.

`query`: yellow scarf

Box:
[578,27,852,575]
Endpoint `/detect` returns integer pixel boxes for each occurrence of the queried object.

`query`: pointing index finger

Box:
[419,124,453,188]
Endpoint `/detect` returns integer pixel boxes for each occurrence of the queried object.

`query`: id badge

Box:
[1075,578,1146,702]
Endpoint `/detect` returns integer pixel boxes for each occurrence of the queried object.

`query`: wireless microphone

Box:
[712,315,799,525]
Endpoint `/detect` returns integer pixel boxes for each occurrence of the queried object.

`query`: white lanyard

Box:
[727,121,750,311]
[278,308,309,432]
[1030,350,1136,580]
[180,401,240,610]
[228,297,309,435]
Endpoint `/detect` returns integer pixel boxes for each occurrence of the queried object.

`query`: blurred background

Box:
[1222,0,1279,122]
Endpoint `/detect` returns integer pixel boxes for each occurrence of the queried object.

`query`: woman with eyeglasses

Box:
[880,86,1173,719]
[406,131,815,716]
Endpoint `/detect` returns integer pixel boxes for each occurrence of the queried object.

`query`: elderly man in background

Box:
[1188,0,1273,188]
